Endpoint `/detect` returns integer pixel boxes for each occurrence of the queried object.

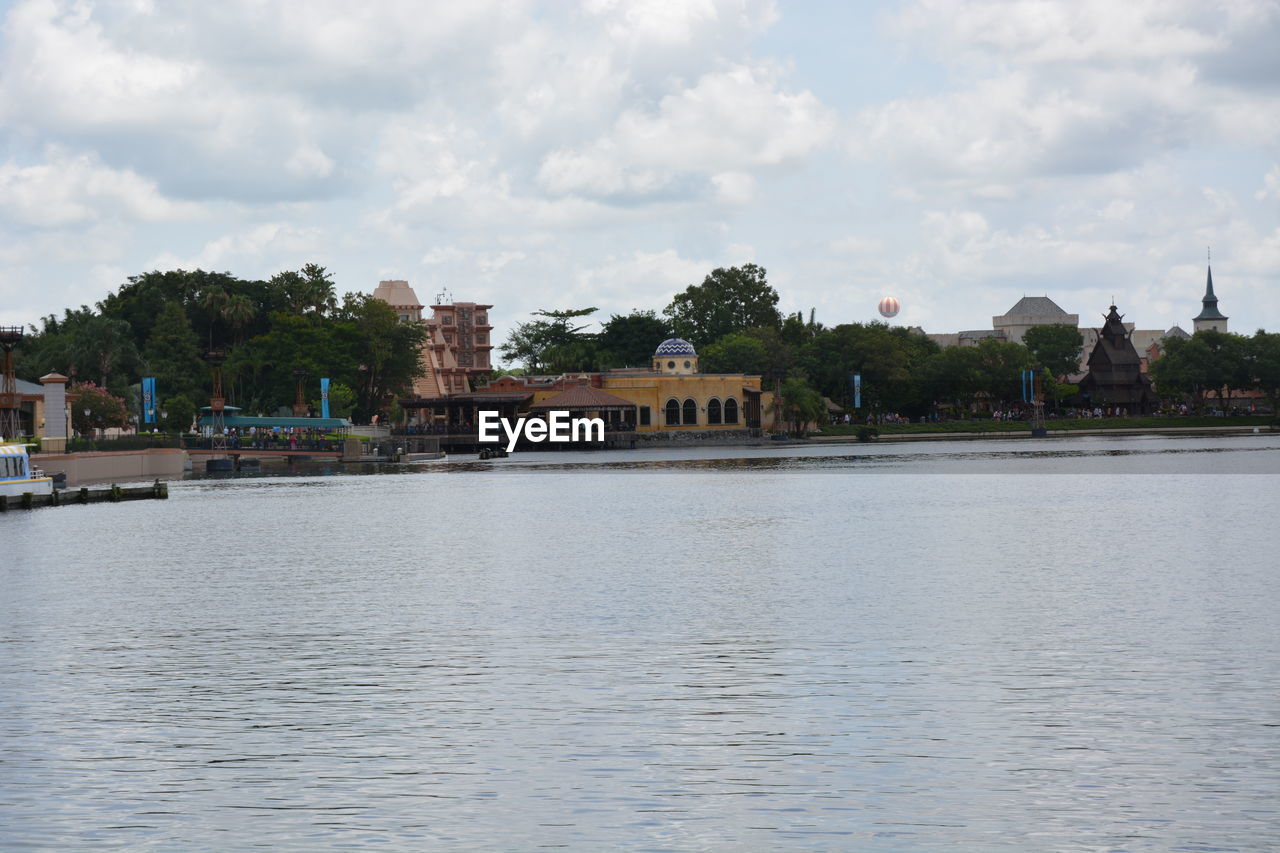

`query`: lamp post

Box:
[357,364,369,424]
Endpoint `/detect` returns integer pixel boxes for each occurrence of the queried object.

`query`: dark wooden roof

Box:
[402,393,532,407]
[530,386,637,410]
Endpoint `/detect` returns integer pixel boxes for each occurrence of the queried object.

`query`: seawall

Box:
[33,449,188,486]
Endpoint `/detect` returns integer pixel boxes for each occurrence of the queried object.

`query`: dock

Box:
[0,480,169,511]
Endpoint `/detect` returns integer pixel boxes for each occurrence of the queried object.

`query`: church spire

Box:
[1193,257,1227,331]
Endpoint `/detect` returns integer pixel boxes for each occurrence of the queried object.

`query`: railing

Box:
[65,435,182,453]
[181,434,343,453]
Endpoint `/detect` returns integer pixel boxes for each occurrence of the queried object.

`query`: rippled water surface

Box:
[3,434,1279,851]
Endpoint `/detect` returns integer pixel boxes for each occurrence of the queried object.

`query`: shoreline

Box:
[805,424,1275,445]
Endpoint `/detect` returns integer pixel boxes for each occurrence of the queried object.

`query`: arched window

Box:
[707,397,722,425]
[683,398,697,425]
[665,398,681,426]
[724,397,739,424]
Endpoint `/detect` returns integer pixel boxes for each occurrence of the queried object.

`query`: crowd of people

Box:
[199,426,342,451]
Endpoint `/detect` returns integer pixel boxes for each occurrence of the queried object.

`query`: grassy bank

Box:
[816,415,1277,437]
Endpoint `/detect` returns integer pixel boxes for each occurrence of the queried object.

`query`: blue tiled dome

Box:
[654,338,697,357]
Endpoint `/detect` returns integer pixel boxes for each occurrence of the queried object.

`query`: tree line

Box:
[14,261,1278,435]
[15,265,424,431]
[500,263,1280,422]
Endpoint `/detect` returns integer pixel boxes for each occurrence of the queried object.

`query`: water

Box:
[2,434,1279,851]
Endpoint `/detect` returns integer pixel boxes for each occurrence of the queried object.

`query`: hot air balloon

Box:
[878,296,900,319]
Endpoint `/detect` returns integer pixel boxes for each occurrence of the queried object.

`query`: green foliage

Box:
[1251,330,1280,413]
[1150,330,1251,411]
[268,263,338,317]
[774,376,827,436]
[803,323,938,414]
[700,331,772,375]
[499,307,599,373]
[663,264,781,345]
[67,382,131,433]
[16,309,139,394]
[160,395,197,434]
[145,301,205,402]
[20,263,425,426]
[1023,323,1084,378]
[597,310,671,368]
[972,338,1034,407]
[311,381,357,419]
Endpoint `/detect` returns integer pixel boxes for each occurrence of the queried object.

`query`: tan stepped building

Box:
[371,280,493,397]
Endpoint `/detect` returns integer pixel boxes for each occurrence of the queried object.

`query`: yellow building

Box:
[481,338,774,433]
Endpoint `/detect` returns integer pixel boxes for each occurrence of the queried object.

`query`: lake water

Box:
[2,433,1279,851]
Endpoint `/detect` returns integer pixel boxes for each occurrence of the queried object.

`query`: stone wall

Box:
[33,449,188,486]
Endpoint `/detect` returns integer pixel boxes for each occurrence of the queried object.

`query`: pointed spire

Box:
[1194,255,1227,323]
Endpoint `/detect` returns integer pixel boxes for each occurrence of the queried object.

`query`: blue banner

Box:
[142,377,156,424]
[852,374,862,409]
[320,377,330,419]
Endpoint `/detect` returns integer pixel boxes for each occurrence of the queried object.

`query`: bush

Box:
[160,395,197,434]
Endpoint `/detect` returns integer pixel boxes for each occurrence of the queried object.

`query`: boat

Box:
[0,444,54,498]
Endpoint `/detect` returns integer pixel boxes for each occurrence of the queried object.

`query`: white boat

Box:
[0,444,54,498]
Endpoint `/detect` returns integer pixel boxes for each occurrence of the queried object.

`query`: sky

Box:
[1,0,1278,348]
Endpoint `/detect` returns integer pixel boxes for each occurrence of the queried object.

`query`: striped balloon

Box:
[878,296,900,318]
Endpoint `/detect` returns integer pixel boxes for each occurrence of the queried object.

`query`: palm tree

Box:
[199,286,228,348]
[221,294,256,344]
[72,315,139,387]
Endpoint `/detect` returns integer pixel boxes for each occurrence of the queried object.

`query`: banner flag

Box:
[142,377,156,424]
[852,374,862,410]
[320,377,330,419]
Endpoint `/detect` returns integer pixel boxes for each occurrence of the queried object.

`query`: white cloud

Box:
[146,222,329,273]
[0,148,202,227]
[537,63,833,198]
[1258,165,1280,201]
[285,145,335,179]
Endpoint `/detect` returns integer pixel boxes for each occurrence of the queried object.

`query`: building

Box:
[1077,304,1158,413]
[371,280,493,398]
[992,296,1081,344]
[403,337,775,438]
[1192,264,1228,333]
[424,297,493,396]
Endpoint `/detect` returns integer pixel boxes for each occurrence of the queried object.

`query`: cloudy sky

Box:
[1,0,1277,346]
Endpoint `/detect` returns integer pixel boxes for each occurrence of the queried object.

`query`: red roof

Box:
[530,386,636,410]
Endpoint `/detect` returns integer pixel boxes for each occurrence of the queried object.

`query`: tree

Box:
[67,382,130,435]
[700,331,772,375]
[1023,324,1084,379]
[663,264,781,345]
[597,310,671,367]
[160,395,197,434]
[337,292,426,422]
[64,313,139,392]
[268,263,338,317]
[198,284,229,349]
[972,338,1033,410]
[1249,331,1280,415]
[920,345,984,413]
[145,301,205,402]
[802,323,937,415]
[499,307,598,373]
[1151,330,1250,412]
[311,381,357,419]
[221,293,257,344]
[774,375,826,436]
[1150,336,1211,410]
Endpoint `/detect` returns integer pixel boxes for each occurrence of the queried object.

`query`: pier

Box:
[0,480,169,511]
